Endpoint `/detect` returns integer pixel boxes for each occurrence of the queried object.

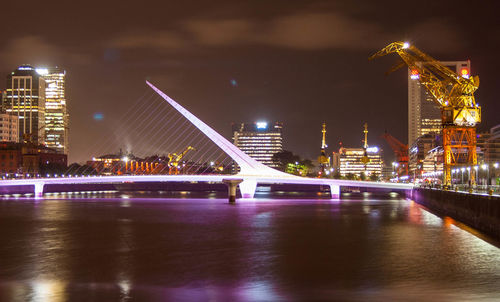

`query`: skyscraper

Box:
[232,121,283,168]
[5,65,46,145]
[39,67,68,154]
[408,60,471,146]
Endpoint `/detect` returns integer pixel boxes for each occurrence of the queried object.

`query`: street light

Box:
[482,164,489,190]
[461,167,465,186]
[122,156,129,173]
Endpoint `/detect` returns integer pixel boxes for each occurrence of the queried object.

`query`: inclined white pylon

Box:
[146,81,293,178]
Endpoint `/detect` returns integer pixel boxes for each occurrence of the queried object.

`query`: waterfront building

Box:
[477,124,500,164]
[408,133,441,178]
[338,146,383,178]
[39,67,68,154]
[0,113,19,142]
[4,65,46,145]
[421,147,443,176]
[232,121,283,168]
[382,164,394,181]
[408,60,471,146]
[0,90,5,111]
[87,153,172,175]
[0,142,67,176]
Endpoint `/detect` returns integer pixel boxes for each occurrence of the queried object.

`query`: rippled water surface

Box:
[0,193,499,301]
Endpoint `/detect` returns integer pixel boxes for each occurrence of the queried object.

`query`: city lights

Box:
[256,122,268,129]
[35,68,49,75]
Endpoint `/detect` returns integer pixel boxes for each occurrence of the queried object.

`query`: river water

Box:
[0,192,499,301]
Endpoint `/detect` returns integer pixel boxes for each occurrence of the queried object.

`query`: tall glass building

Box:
[232,121,283,168]
[39,68,68,154]
[408,61,471,147]
[5,65,46,145]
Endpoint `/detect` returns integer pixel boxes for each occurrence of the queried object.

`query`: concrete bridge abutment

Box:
[239,179,257,199]
[223,179,243,203]
[34,182,45,198]
[329,184,340,199]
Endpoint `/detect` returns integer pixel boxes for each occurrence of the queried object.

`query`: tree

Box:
[272,150,301,171]
[369,173,380,181]
[345,173,356,180]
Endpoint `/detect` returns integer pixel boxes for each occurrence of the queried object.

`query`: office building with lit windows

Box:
[0,113,18,142]
[337,147,383,178]
[4,65,46,145]
[408,60,471,146]
[39,67,68,154]
[232,121,283,168]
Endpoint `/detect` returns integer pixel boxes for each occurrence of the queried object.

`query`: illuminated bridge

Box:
[0,81,413,198]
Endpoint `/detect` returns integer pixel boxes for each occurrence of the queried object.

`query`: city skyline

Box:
[0,1,498,164]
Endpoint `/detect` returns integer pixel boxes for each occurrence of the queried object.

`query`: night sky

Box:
[1,0,499,164]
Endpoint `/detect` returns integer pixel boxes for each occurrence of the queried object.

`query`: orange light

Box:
[461,68,469,76]
[410,69,419,80]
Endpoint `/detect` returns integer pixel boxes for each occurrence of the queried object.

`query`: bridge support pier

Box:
[34,182,45,198]
[223,179,243,203]
[329,184,340,199]
[239,179,257,199]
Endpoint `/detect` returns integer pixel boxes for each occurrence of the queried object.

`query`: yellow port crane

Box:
[369,41,481,186]
[167,146,195,175]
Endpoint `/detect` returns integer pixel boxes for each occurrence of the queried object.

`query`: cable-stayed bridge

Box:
[0,81,413,198]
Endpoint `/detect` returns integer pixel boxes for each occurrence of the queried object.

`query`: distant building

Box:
[338,147,383,178]
[381,164,394,181]
[0,113,19,142]
[422,147,443,176]
[477,124,500,164]
[408,61,471,146]
[4,65,46,145]
[232,121,283,169]
[87,153,170,175]
[40,67,68,154]
[0,142,67,176]
[0,90,5,111]
[409,133,441,178]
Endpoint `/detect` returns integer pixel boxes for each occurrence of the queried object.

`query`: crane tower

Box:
[369,41,481,186]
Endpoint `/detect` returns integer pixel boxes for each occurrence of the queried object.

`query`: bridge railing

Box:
[416,183,500,196]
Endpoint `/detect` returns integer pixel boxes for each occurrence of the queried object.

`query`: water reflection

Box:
[0,194,498,301]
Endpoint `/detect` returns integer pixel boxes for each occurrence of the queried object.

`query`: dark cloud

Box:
[0,35,91,70]
[109,13,392,51]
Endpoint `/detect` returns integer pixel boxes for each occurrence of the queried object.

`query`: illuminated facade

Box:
[232,122,283,168]
[338,147,383,178]
[40,68,68,154]
[422,147,443,176]
[408,61,471,146]
[408,133,440,177]
[477,125,500,164]
[0,113,19,142]
[4,65,46,144]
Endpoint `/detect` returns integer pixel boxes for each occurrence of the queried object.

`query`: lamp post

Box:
[466,166,471,192]
[461,167,465,188]
[122,156,129,174]
[473,165,479,191]
[494,163,499,194]
[481,164,489,192]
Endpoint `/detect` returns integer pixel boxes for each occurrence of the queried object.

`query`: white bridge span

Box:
[0,174,412,198]
[0,82,413,198]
